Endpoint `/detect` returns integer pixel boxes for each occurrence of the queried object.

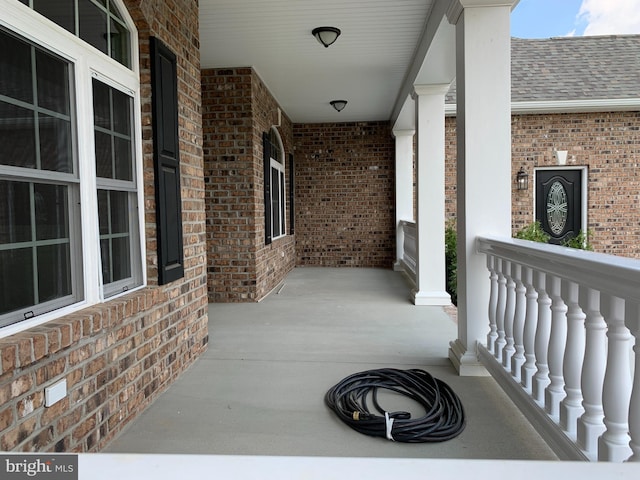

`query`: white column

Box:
[393,129,415,271]
[447,0,515,375]
[412,84,451,306]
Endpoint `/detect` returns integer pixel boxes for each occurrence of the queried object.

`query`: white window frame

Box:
[269,127,286,241]
[0,0,145,338]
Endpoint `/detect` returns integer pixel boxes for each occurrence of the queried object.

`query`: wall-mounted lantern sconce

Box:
[312,27,341,48]
[330,100,347,112]
[516,167,529,191]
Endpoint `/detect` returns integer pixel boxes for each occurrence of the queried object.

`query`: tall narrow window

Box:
[0,28,80,327]
[93,78,141,296]
[267,127,286,240]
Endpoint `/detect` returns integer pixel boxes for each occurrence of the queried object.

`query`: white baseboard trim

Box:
[478,344,591,461]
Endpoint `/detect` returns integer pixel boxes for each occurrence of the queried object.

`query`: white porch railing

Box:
[398,220,417,284]
[477,236,639,462]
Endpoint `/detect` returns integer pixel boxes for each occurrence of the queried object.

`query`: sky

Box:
[511,0,640,38]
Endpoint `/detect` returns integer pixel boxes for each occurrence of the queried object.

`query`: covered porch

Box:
[105,267,556,459]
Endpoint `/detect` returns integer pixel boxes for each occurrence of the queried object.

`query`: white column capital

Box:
[392,129,415,138]
[413,83,451,98]
[447,0,518,25]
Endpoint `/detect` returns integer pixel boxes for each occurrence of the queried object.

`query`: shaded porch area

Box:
[106,267,555,460]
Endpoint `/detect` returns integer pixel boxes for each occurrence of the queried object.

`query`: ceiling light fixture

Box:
[330,100,348,112]
[312,26,341,48]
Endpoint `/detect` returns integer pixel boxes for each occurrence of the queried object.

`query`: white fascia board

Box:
[445,98,640,116]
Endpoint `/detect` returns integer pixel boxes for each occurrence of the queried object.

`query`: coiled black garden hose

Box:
[325,368,465,443]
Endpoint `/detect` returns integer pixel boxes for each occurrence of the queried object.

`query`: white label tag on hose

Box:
[385,412,395,441]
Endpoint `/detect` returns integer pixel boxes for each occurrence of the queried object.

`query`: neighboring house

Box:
[445,35,640,257]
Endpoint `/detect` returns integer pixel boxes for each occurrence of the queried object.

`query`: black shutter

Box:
[263,132,272,245]
[289,153,295,235]
[151,37,184,284]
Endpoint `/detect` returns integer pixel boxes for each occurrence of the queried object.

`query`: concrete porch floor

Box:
[105,267,557,460]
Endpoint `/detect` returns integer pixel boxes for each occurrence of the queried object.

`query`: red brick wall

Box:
[293,122,396,267]
[202,68,295,301]
[251,73,297,299]
[445,111,640,258]
[0,0,208,452]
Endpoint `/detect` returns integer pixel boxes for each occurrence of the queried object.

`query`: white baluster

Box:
[560,280,586,435]
[487,255,498,352]
[533,270,551,404]
[495,259,507,362]
[598,294,632,462]
[503,261,516,369]
[545,275,568,418]
[521,266,538,391]
[511,263,526,382]
[626,301,640,462]
[577,287,607,457]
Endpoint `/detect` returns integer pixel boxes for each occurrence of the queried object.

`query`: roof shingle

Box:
[446,35,640,104]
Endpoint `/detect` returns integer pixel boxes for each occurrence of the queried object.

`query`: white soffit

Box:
[199,0,436,124]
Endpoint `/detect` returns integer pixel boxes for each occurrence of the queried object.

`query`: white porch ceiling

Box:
[199,0,441,124]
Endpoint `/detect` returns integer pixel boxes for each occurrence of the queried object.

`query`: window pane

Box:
[280,171,286,234]
[99,190,134,287]
[111,88,131,135]
[271,167,280,238]
[110,191,129,234]
[92,79,111,129]
[0,248,34,316]
[34,183,69,241]
[100,238,111,284]
[95,130,113,178]
[39,114,72,173]
[107,0,121,18]
[78,0,108,55]
[110,18,130,68]
[0,102,36,169]
[112,236,131,281]
[97,190,109,235]
[37,243,71,302]
[94,80,134,181]
[0,180,32,244]
[36,49,71,115]
[114,137,132,181]
[33,0,76,34]
[0,31,33,104]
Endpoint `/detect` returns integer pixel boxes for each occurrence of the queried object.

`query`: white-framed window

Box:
[268,127,286,240]
[0,0,144,334]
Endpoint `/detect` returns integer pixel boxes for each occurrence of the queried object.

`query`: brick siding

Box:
[293,122,396,267]
[0,0,208,452]
[445,111,640,258]
[202,68,295,302]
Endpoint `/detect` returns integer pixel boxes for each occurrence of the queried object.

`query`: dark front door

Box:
[535,169,582,245]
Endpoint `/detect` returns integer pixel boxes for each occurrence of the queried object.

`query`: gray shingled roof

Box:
[446,35,640,104]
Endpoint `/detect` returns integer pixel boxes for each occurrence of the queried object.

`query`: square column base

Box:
[412,289,451,306]
[449,339,489,376]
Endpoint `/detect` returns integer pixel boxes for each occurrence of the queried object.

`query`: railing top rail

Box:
[477,235,640,303]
